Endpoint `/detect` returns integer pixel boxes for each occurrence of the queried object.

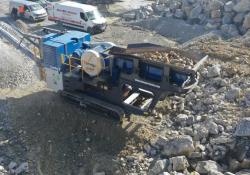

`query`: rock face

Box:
[234,118,250,137]
[159,135,195,157]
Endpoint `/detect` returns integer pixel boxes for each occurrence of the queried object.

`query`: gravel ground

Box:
[0,39,38,89]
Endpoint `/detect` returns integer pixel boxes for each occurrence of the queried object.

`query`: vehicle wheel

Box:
[29,16,35,22]
[11,9,18,19]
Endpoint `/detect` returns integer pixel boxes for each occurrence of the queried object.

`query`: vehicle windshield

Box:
[86,10,102,20]
[29,4,43,11]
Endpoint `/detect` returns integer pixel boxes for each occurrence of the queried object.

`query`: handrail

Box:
[61,54,83,73]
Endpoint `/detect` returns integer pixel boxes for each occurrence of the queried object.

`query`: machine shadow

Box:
[7,90,145,175]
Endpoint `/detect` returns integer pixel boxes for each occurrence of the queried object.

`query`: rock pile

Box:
[124,0,250,37]
[136,50,194,68]
[117,56,250,174]
[154,0,250,36]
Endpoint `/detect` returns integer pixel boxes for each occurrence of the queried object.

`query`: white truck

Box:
[9,0,47,21]
[47,1,107,34]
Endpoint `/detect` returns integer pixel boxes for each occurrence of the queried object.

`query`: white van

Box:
[9,0,47,21]
[47,1,107,34]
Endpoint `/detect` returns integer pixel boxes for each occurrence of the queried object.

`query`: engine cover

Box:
[81,50,104,77]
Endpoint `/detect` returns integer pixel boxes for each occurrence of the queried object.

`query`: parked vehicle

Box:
[27,0,48,8]
[9,0,47,21]
[47,1,107,34]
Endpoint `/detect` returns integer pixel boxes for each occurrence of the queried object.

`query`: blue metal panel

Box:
[42,31,91,68]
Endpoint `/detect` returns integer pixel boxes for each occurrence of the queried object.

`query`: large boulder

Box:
[195,160,222,174]
[234,118,250,137]
[233,0,250,13]
[159,135,195,157]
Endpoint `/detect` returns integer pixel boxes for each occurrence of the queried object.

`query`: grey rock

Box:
[245,88,250,106]
[160,135,195,157]
[243,13,250,30]
[8,161,17,171]
[240,159,250,169]
[149,159,168,175]
[189,5,202,19]
[233,13,246,24]
[207,65,221,78]
[235,118,250,137]
[205,120,219,135]
[174,9,185,19]
[168,156,189,171]
[222,12,234,24]
[175,114,194,127]
[94,172,106,175]
[225,172,235,175]
[211,9,222,19]
[14,162,29,174]
[193,123,209,141]
[224,1,234,12]
[209,0,224,11]
[235,169,250,175]
[123,12,136,20]
[195,160,222,174]
[233,0,250,13]
[188,152,202,159]
[225,87,241,101]
[209,170,224,175]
